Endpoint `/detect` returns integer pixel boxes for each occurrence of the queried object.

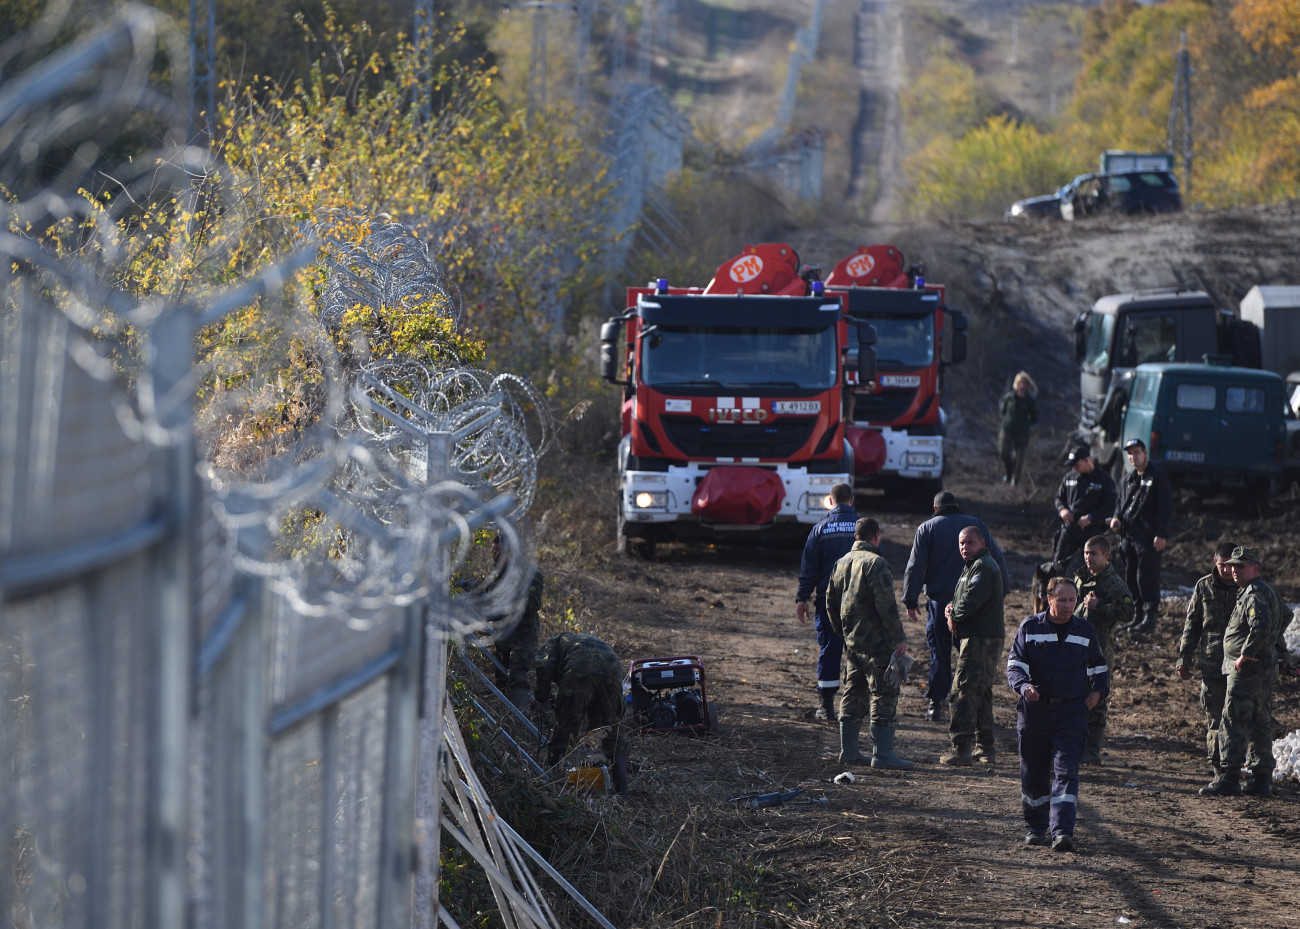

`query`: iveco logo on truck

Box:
[707,407,769,422]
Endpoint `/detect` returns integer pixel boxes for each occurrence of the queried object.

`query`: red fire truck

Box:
[599,243,876,557]
[824,245,968,507]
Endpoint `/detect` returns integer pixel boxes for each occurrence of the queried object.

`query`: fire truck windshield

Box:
[641,325,838,391]
[872,316,934,366]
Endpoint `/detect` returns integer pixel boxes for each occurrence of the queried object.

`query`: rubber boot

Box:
[869,723,914,770]
[1082,724,1104,765]
[816,688,839,722]
[838,718,869,764]
[612,750,629,794]
[1198,768,1242,797]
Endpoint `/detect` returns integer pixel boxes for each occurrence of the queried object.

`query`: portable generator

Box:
[627,655,716,734]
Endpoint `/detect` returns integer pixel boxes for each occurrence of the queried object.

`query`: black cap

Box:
[1123,437,1146,451]
[1067,444,1091,463]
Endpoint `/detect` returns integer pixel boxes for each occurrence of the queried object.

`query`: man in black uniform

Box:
[1107,438,1173,640]
[1051,445,1117,573]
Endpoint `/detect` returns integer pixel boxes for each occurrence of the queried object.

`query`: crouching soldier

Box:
[534,632,629,792]
[826,518,913,770]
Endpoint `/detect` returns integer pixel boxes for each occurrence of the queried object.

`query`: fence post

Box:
[413,429,451,927]
[150,307,195,929]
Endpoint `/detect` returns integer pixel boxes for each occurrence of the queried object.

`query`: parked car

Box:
[1060,170,1182,220]
[1006,189,1064,220]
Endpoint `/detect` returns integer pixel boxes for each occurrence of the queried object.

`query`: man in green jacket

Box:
[826,518,913,770]
[940,527,1005,765]
[534,632,629,791]
[1074,535,1135,764]
[1201,546,1287,798]
[1175,541,1239,779]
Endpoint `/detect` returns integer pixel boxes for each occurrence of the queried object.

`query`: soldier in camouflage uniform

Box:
[1074,535,1135,764]
[940,527,1005,766]
[533,632,629,790]
[488,534,544,709]
[825,518,913,770]
[1175,541,1239,778]
[1201,546,1286,798]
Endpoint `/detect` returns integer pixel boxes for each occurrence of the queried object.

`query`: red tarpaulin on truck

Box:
[691,467,786,524]
[847,428,888,476]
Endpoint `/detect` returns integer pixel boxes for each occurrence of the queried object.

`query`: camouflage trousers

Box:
[548,673,627,766]
[493,613,539,694]
[948,634,1004,750]
[1216,668,1276,778]
[840,649,899,727]
[1199,674,1227,770]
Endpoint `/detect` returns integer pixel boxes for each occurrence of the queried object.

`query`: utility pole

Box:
[188,0,216,142]
[1167,29,1193,196]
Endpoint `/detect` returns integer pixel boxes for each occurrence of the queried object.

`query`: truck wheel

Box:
[616,516,655,560]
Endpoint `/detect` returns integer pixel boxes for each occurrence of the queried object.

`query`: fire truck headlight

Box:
[635,491,668,509]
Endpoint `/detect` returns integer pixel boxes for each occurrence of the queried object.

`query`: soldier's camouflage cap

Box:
[1224,545,1260,565]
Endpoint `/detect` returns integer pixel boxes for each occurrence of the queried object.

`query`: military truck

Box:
[1073,289,1263,477]
[1074,285,1300,483]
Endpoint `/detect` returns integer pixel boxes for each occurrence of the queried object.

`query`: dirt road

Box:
[567,447,1299,928]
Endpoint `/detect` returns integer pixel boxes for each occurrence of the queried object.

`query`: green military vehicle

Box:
[1121,361,1287,499]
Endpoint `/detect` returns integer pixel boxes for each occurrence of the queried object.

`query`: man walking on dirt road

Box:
[940,527,1004,766]
[903,491,1010,722]
[1073,535,1133,765]
[796,482,859,722]
[1107,437,1173,640]
[1176,541,1239,781]
[825,518,913,770]
[1007,576,1108,852]
[1200,546,1287,799]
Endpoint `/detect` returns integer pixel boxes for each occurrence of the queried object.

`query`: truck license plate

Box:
[773,401,820,414]
[1166,450,1205,462]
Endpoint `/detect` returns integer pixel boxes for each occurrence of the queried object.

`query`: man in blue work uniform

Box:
[1006,576,1109,852]
[904,491,1010,722]
[796,482,859,722]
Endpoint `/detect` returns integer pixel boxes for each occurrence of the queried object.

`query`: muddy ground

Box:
[527,206,1300,929]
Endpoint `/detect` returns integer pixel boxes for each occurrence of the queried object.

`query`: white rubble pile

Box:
[1272,609,1300,782]
[1275,729,1300,782]
[1285,607,1300,662]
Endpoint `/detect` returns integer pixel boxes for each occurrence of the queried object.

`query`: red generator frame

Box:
[627,656,717,734]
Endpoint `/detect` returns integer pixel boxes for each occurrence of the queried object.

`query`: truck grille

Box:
[659,416,815,459]
[1080,395,1102,429]
[852,389,918,424]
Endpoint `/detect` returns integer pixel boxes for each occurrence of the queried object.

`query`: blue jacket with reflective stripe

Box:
[1006,611,1109,703]
[797,504,859,606]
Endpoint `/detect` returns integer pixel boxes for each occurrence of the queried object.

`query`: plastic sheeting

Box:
[691,467,786,524]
